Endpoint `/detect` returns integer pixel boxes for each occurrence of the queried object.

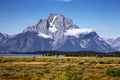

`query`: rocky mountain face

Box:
[0,14,113,52]
[0,32,52,52]
[113,37,120,51]
[103,37,120,51]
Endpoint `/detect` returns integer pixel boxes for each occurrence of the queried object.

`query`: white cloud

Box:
[38,33,52,39]
[57,0,72,2]
[64,28,95,37]
[50,0,72,2]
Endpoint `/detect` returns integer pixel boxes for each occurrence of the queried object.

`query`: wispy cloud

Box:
[50,0,72,2]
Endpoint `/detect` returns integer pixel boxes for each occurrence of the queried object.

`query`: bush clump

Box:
[106,67,120,76]
[99,61,105,64]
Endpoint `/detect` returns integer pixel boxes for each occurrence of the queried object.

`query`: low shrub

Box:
[90,61,97,65]
[99,61,105,64]
[106,67,120,76]
[118,61,120,64]
[0,70,12,77]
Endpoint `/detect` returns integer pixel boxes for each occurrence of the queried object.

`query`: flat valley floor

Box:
[0,56,120,80]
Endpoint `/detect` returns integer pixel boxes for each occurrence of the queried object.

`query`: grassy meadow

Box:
[0,56,120,80]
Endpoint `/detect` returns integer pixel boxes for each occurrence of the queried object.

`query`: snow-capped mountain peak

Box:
[0,14,114,52]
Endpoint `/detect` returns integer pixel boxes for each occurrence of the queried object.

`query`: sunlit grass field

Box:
[0,56,120,80]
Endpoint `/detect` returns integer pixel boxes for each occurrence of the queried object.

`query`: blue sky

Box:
[0,0,120,38]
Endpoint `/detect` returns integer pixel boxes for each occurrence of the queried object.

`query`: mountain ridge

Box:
[103,37,120,51]
[0,14,114,52]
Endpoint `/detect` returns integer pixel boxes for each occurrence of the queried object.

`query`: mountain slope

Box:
[0,14,113,52]
[103,37,120,51]
[0,32,52,52]
[0,32,10,45]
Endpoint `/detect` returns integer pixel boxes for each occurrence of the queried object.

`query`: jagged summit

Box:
[48,13,65,21]
[23,14,80,40]
[23,13,91,35]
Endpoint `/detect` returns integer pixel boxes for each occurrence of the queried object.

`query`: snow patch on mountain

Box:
[80,43,85,48]
[102,37,115,45]
[80,39,91,48]
[50,15,57,26]
[49,27,58,33]
[49,15,58,33]
[64,28,95,37]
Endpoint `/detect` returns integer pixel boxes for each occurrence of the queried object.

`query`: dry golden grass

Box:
[0,56,120,80]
